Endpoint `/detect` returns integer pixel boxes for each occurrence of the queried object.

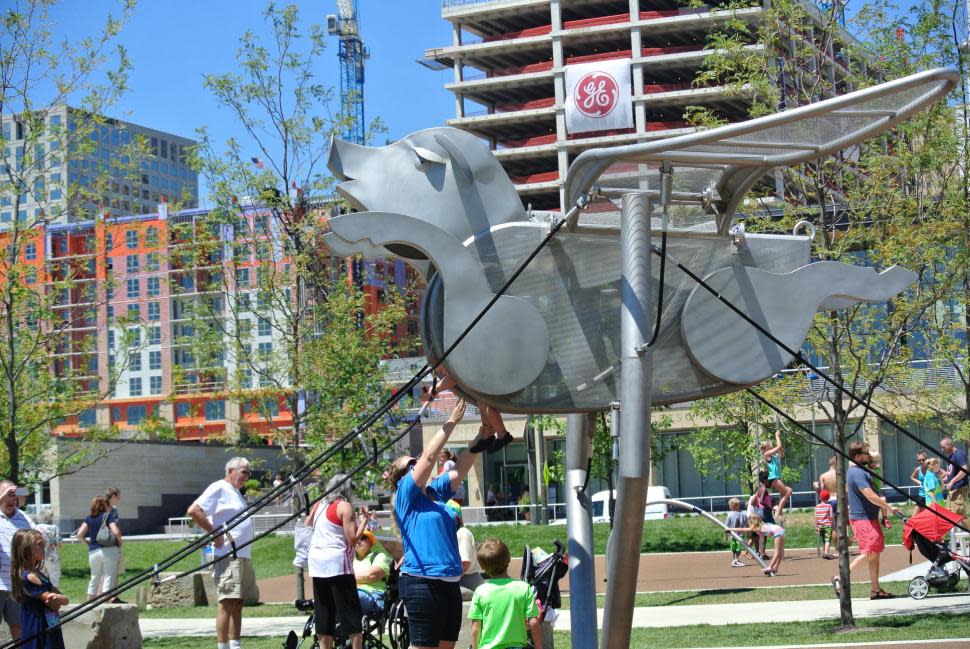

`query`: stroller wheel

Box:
[908,576,930,600]
[387,599,409,649]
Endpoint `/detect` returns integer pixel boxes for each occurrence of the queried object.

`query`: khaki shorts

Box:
[947,486,969,518]
[213,556,259,603]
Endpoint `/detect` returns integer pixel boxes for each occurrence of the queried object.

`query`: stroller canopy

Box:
[903,505,964,550]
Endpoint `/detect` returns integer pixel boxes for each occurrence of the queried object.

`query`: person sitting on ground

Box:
[724,498,748,568]
[760,430,793,518]
[922,457,945,508]
[729,512,785,577]
[815,490,835,560]
[435,369,514,454]
[445,499,484,597]
[469,538,543,649]
[353,530,390,617]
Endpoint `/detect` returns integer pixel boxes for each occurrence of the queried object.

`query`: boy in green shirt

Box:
[469,538,543,649]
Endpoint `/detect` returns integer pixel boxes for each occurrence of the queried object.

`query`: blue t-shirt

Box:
[395,471,461,578]
[915,467,925,497]
[846,465,879,521]
[923,471,943,506]
[84,509,118,551]
[947,447,968,490]
[766,455,781,481]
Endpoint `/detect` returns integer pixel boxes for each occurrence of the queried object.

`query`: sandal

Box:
[870,590,896,600]
[488,432,514,454]
[469,435,496,454]
[831,576,841,598]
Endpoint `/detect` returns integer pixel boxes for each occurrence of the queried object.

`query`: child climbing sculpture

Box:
[761,430,793,519]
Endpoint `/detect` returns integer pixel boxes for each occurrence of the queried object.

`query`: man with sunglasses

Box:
[188,457,259,649]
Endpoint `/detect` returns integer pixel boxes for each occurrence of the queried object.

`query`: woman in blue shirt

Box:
[386,399,492,649]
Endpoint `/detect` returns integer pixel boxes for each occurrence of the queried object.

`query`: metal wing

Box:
[563,68,958,234]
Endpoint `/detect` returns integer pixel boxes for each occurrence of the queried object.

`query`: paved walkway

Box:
[139,592,970,639]
[256,546,918,602]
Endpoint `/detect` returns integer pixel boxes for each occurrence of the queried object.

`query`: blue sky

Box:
[41,1,456,202]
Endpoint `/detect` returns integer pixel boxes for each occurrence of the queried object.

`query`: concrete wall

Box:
[50,439,287,534]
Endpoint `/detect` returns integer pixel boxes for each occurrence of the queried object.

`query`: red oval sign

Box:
[574,71,620,118]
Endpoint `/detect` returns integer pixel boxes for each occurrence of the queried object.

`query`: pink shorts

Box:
[850,518,885,553]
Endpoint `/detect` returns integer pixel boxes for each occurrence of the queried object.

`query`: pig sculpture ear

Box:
[433,133,474,185]
[412,146,446,167]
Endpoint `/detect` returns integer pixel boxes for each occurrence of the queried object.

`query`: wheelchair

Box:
[284,567,408,649]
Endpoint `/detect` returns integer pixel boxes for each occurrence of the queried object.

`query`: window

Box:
[148,326,161,345]
[258,342,272,358]
[127,326,141,346]
[147,301,160,321]
[235,292,251,311]
[127,404,146,424]
[129,377,142,397]
[130,352,142,372]
[146,226,159,247]
[24,243,36,260]
[78,408,96,428]
[236,267,249,287]
[145,252,159,271]
[128,303,140,319]
[108,331,115,349]
[147,277,160,297]
[261,399,280,417]
[150,375,162,395]
[125,229,139,249]
[126,254,139,273]
[106,305,114,320]
[105,232,113,251]
[257,317,271,337]
[204,400,226,421]
[149,350,161,370]
[126,278,139,298]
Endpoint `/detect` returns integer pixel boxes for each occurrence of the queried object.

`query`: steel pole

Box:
[565,412,597,649]
[602,192,653,649]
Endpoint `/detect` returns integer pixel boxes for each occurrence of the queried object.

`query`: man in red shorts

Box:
[834,441,900,599]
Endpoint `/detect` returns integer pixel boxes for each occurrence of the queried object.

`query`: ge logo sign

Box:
[575,71,620,118]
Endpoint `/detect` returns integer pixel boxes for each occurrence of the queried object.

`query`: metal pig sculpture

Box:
[324,69,957,414]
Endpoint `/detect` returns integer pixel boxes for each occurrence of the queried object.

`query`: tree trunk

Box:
[829,312,854,626]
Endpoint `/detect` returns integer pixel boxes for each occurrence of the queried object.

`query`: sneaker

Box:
[488,432,514,454]
[731,559,745,567]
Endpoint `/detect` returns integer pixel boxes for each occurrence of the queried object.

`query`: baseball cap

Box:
[360,530,376,546]
[819,489,830,501]
[444,500,462,518]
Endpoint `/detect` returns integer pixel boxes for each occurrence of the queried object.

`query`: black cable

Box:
[747,388,970,535]
[643,230,667,348]
[651,244,963,473]
[3,202,582,649]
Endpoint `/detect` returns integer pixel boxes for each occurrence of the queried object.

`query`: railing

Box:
[442,0,528,8]
[166,512,298,537]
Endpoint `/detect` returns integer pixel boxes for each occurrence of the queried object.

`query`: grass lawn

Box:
[141,613,970,648]
[57,534,295,603]
[467,507,908,556]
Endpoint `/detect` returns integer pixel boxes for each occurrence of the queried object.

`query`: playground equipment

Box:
[323,68,958,649]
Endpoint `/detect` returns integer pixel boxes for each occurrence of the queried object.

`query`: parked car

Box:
[591,486,672,523]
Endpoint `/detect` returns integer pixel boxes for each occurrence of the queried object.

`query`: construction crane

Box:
[328,0,368,144]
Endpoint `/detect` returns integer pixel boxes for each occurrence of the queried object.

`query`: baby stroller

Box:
[902,505,970,600]
[520,540,569,649]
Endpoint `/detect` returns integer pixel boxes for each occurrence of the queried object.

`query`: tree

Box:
[0,0,147,484]
[690,0,965,626]
[186,2,411,480]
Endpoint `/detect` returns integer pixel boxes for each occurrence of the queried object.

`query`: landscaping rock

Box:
[62,603,141,649]
[150,572,211,608]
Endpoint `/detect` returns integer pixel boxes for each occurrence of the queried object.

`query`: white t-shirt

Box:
[456,526,479,576]
[193,480,254,559]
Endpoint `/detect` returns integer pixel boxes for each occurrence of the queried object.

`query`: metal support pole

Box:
[565,413,596,649]
[602,192,653,649]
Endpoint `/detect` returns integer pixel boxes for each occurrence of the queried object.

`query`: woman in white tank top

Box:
[306,474,369,649]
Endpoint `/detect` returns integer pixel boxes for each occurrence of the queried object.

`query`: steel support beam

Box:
[602,193,653,649]
[565,412,597,649]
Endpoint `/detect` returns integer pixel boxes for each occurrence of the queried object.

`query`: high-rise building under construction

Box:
[424,0,852,211]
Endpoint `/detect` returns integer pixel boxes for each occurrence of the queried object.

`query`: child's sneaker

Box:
[731,559,745,567]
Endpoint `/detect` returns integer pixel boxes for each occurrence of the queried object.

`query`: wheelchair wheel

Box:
[908,576,930,600]
[386,599,409,649]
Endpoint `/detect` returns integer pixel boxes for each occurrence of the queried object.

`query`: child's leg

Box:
[480,405,509,437]
[770,537,784,572]
[774,479,793,515]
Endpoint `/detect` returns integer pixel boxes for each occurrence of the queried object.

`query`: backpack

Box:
[95,512,116,547]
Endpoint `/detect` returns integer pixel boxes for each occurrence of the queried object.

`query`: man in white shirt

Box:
[188,457,259,649]
[0,480,34,640]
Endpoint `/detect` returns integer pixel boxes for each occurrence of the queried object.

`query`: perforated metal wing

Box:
[563,68,959,234]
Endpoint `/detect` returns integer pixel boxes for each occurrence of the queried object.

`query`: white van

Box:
[590,486,672,523]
